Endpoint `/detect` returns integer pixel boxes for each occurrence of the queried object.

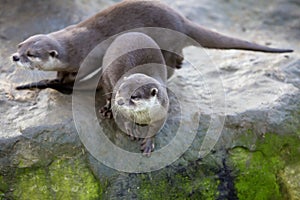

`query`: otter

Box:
[11,0,293,94]
[100,32,168,156]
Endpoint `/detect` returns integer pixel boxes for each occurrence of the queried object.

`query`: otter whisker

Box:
[112,104,121,118]
[33,71,43,83]
[32,71,44,88]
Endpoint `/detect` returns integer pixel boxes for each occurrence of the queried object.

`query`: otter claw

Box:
[99,99,113,118]
[99,108,112,118]
[127,129,138,141]
[141,138,154,156]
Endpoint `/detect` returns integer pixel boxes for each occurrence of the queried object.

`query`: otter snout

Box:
[12,54,20,62]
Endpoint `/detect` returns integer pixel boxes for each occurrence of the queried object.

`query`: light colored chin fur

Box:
[114,96,167,124]
[39,57,66,71]
[16,57,66,71]
[14,61,34,70]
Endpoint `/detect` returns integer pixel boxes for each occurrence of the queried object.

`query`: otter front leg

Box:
[141,137,154,157]
[99,98,113,118]
[15,79,74,94]
[162,50,184,69]
[123,121,138,140]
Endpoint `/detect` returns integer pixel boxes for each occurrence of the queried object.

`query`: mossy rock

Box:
[12,157,104,200]
[229,133,300,200]
[138,164,220,200]
[279,163,300,200]
[0,176,8,193]
[0,176,8,200]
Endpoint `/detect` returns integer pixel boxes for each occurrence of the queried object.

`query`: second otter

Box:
[100,32,169,156]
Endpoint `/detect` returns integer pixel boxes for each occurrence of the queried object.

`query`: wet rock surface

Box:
[0,0,299,199]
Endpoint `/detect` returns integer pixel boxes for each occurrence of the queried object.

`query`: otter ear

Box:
[49,50,58,58]
[150,88,158,97]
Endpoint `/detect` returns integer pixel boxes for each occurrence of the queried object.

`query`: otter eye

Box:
[131,94,140,100]
[49,50,58,58]
[26,51,36,57]
[150,88,158,97]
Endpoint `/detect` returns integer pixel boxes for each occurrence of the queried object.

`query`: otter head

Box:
[11,34,67,71]
[113,74,169,125]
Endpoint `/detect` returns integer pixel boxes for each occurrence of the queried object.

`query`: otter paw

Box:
[129,131,139,141]
[125,128,137,140]
[99,107,113,118]
[126,129,139,141]
[175,55,184,69]
[99,99,113,118]
[141,138,154,157]
[124,122,143,140]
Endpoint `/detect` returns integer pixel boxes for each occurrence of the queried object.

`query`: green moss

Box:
[0,176,8,193]
[197,177,220,200]
[230,148,282,200]
[256,133,300,165]
[48,159,101,200]
[138,171,219,200]
[0,176,7,200]
[233,129,258,150]
[13,168,51,200]
[13,157,103,200]
[0,192,5,200]
[230,133,300,200]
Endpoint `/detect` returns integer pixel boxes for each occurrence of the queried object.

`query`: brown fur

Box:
[14,0,293,93]
[100,32,169,156]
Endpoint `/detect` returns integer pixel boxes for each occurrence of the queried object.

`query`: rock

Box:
[229,133,300,200]
[280,59,300,89]
[0,0,299,199]
[12,156,103,200]
[280,164,300,200]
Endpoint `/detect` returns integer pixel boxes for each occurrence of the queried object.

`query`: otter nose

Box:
[117,99,125,106]
[12,55,20,62]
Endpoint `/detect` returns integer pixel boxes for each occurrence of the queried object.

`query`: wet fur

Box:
[100,32,168,156]
[12,0,292,93]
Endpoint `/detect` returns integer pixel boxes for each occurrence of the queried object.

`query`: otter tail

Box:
[185,20,293,53]
[16,79,74,94]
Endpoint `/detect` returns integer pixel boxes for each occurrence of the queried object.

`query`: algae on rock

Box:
[13,157,103,200]
[229,133,300,200]
[138,164,220,200]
